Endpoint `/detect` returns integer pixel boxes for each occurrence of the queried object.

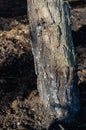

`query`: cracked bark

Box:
[27,0,80,122]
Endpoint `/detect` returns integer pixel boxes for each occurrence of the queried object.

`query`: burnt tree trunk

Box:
[27,0,79,122]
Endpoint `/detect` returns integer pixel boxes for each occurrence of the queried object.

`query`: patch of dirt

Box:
[0,1,86,130]
[0,16,52,130]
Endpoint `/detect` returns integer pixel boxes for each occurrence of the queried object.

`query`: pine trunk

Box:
[27,0,79,122]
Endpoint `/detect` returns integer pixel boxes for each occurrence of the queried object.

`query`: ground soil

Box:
[0,0,86,130]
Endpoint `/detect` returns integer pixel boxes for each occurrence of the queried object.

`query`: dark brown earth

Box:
[0,0,86,130]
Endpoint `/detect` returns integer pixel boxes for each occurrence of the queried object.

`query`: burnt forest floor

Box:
[0,1,86,130]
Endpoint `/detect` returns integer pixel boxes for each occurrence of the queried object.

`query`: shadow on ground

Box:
[69,0,86,8]
[0,0,27,17]
[72,25,86,47]
[0,50,37,109]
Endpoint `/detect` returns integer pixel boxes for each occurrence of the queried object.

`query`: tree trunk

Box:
[27,0,79,122]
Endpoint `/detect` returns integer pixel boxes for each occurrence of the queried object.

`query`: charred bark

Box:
[27,0,79,122]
